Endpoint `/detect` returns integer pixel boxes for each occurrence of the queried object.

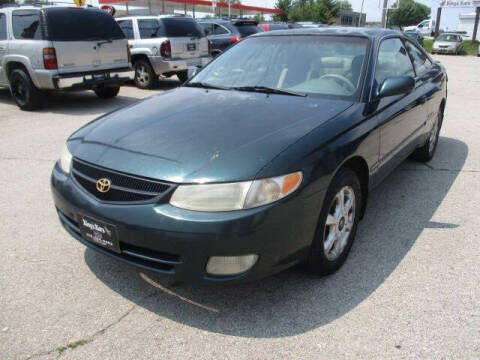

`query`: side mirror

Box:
[377,76,415,98]
[418,24,423,28]
[187,66,201,79]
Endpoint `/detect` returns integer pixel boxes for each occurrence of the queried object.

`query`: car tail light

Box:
[229,36,240,43]
[43,48,57,70]
[127,44,131,64]
[160,40,171,58]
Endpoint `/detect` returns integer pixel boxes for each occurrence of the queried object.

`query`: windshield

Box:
[436,34,460,42]
[190,35,369,99]
[45,8,124,41]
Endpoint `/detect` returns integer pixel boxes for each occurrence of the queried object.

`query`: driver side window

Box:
[375,38,415,87]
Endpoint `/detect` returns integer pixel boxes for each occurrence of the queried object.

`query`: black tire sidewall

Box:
[308,168,362,275]
[177,70,189,83]
[94,86,120,99]
[10,69,41,110]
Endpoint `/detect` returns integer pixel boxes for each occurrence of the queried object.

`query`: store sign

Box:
[439,0,480,7]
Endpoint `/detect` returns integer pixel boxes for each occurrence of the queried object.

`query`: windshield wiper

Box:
[232,86,307,97]
[183,82,230,90]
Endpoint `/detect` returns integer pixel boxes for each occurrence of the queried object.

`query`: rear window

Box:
[12,10,43,40]
[234,23,263,37]
[45,8,124,41]
[160,18,203,38]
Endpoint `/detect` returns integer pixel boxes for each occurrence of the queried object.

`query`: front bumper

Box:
[149,56,211,76]
[53,68,134,90]
[433,47,458,54]
[51,163,321,283]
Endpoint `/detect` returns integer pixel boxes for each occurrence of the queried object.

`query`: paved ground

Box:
[1,57,479,360]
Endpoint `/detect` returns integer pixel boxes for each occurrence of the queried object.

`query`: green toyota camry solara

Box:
[51,28,447,283]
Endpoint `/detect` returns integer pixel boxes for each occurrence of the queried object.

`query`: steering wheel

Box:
[318,74,356,93]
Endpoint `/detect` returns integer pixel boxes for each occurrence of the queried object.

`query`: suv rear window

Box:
[233,23,263,37]
[160,18,203,38]
[12,10,43,40]
[45,8,124,41]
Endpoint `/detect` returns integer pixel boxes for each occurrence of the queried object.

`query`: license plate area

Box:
[187,43,196,51]
[78,214,120,253]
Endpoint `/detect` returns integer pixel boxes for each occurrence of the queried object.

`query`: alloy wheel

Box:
[324,186,356,261]
[135,65,150,86]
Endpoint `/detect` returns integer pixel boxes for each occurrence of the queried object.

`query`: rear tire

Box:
[308,168,362,276]
[94,86,120,99]
[411,106,443,162]
[177,70,189,83]
[9,68,44,111]
[134,60,158,89]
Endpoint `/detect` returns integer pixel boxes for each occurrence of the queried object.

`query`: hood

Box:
[69,88,353,183]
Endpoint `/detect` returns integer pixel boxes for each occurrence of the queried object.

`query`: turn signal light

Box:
[160,40,171,58]
[281,172,302,195]
[43,48,57,70]
[229,36,240,43]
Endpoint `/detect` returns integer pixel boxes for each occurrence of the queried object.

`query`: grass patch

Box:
[423,38,479,56]
[423,38,433,53]
[57,338,92,354]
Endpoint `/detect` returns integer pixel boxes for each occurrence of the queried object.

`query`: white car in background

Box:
[404,19,436,36]
[116,16,211,88]
[432,33,463,55]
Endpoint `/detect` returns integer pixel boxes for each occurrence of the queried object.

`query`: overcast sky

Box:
[242,0,474,30]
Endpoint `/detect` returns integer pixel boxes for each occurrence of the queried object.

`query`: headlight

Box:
[170,172,302,212]
[59,144,72,174]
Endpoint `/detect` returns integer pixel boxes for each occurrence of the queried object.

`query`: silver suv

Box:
[116,16,211,89]
[0,5,133,110]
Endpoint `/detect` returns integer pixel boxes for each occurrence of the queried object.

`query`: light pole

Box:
[358,0,365,27]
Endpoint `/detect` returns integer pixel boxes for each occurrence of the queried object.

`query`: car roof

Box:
[252,27,401,40]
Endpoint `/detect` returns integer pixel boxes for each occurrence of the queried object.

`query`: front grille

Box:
[72,158,172,203]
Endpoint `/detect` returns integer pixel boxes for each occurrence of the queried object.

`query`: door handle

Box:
[417,96,427,104]
[0,46,5,51]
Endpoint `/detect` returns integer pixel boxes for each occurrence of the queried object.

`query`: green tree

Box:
[337,0,352,11]
[273,0,293,22]
[388,0,430,27]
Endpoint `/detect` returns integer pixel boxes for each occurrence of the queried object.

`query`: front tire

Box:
[134,60,158,89]
[9,68,44,111]
[411,107,442,162]
[94,86,120,99]
[177,70,189,83]
[308,168,362,276]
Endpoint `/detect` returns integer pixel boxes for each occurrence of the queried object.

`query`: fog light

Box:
[206,255,258,276]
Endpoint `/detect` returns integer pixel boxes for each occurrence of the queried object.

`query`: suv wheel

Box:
[134,60,157,89]
[177,70,189,83]
[9,68,44,111]
[94,86,120,99]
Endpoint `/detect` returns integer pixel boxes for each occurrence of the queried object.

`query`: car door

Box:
[0,12,8,85]
[209,23,232,52]
[374,37,427,177]
[404,39,438,138]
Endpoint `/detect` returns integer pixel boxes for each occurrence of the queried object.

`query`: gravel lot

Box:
[1,56,479,360]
